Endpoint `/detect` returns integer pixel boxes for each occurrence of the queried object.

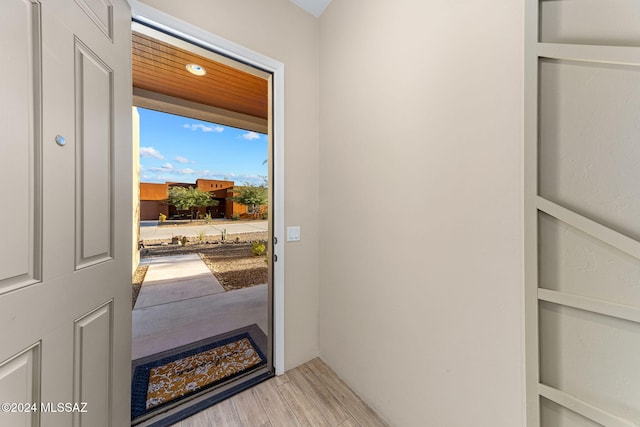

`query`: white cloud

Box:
[183,123,224,133]
[175,156,189,164]
[174,168,195,175]
[140,146,164,160]
[148,163,181,173]
[141,168,264,185]
[199,170,263,183]
[241,131,261,140]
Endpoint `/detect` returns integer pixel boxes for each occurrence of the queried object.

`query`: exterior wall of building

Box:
[139,180,251,220]
[226,186,268,219]
[230,200,265,219]
[139,182,169,220]
[140,200,168,221]
[197,179,233,218]
[139,182,168,201]
[195,178,234,192]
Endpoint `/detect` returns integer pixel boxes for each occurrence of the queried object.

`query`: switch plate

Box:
[287,226,301,242]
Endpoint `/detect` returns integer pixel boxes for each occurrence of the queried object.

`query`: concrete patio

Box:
[132,254,268,360]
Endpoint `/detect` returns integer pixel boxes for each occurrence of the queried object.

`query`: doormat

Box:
[131,329,266,419]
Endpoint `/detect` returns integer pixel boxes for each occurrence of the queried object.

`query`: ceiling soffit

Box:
[132,30,269,123]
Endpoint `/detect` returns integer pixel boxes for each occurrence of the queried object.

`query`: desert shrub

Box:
[204,213,212,223]
[159,213,166,222]
[197,230,206,242]
[180,236,188,246]
[252,241,266,256]
[232,213,240,221]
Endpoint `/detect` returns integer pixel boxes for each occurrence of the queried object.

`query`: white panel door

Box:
[526,0,640,426]
[0,1,132,426]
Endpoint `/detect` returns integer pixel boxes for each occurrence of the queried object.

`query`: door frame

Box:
[129,0,286,375]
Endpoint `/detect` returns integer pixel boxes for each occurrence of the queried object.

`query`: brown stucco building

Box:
[139,182,169,220]
[139,179,256,220]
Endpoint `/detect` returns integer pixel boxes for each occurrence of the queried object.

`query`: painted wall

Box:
[318,1,525,426]
[139,182,168,201]
[139,0,321,369]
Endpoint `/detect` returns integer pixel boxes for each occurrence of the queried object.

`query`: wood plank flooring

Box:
[171,358,389,427]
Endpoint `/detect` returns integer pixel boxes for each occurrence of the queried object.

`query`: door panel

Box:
[74,39,114,267]
[540,0,640,47]
[0,0,42,294]
[539,59,640,241]
[0,343,41,426]
[73,301,113,426]
[540,397,603,427]
[538,212,640,307]
[74,0,113,40]
[539,302,640,423]
[0,1,131,426]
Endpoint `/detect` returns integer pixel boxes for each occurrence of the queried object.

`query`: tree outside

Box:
[167,186,219,220]
[232,183,268,219]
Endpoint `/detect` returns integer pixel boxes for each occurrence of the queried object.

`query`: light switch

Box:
[287,226,301,242]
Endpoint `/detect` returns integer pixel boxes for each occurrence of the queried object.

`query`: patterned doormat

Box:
[131,328,266,420]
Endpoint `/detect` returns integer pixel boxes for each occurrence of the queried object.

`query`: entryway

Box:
[168,358,390,426]
[129,17,281,426]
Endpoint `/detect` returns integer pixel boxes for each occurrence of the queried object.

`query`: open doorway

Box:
[130,23,275,426]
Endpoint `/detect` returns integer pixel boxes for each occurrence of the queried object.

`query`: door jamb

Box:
[129,0,286,375]
[524,0,539,424]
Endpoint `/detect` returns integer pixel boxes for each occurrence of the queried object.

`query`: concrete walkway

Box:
[140,220,267,241]
[135,255,225,308]
[132,254,268,360]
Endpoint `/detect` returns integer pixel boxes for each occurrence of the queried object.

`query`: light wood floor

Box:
[171,358,389,427]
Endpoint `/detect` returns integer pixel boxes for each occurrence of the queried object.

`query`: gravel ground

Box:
[132,265,148,308]
[132,231,268,308]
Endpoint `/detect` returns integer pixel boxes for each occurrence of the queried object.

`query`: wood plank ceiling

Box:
[132,32,268,120]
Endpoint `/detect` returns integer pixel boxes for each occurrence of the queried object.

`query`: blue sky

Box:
[138,108,267,185]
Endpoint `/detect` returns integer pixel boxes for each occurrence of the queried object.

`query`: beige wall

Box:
[136,1,527,425]
[318,1,525,426]
[139,0,321,369]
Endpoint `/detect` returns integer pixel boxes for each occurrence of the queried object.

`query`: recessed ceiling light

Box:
[186,63,206,76]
